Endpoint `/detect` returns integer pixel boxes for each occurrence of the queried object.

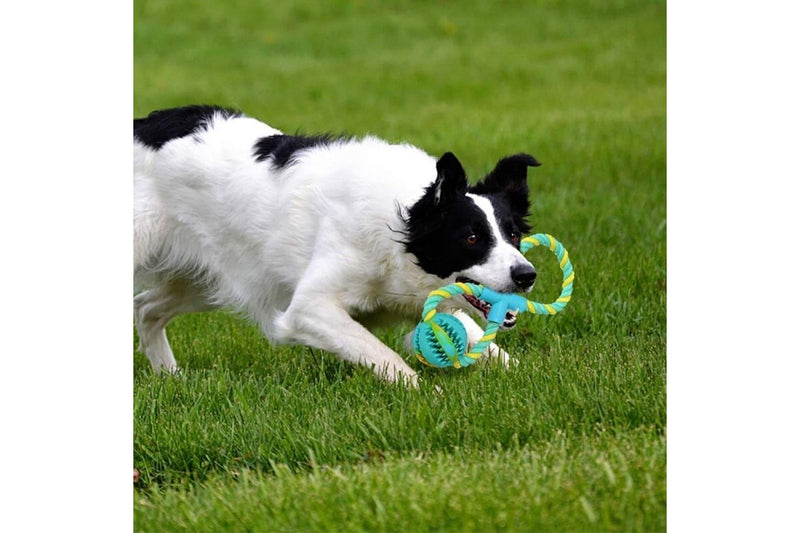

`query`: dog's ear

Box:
[470,153,540,214]
[433,152,468,206]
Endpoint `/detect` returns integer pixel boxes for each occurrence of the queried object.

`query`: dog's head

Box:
[403,151,541,327]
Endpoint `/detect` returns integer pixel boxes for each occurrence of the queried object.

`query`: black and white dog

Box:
[134,105,541,386]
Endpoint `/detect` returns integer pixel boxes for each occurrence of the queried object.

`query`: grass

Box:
[136,431,665,532]
[134,0,665,530]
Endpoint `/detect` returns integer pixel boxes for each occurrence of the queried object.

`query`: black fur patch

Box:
[404,194,496,278]
[468,153,540,242]
[134,105,242,150]
[471,191,530,248]
[253,133,351,168]
[403,152,540,277]
[403,153,495,278]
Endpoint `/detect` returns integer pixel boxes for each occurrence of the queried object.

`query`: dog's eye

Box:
[510,232,520,245]
[466,234,479,245]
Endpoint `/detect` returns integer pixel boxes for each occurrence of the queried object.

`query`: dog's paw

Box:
[487,343,516,367]
[386,365,419,389]
[403,372,420,389]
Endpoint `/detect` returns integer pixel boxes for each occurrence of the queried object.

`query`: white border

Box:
[668,1,799,530]
[1,1,132,530]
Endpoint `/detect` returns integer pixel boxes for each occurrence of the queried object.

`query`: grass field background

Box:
[134,0,665,530]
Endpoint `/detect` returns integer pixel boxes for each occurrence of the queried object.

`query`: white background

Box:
[1,1,798,530]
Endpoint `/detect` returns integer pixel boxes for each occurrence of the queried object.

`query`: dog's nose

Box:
[511,264,537,290]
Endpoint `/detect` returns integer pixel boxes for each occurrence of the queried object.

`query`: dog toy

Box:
[413,233,574,368]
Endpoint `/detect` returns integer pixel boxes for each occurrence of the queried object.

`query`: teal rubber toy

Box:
[413,233,574,368]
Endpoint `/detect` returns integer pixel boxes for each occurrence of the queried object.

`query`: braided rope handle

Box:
[520,233,574,314]
[418,233,574,362]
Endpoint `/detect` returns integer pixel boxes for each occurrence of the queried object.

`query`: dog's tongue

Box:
[464,294,490,315]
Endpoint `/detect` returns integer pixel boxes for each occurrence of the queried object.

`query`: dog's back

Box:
[135,106,277,275]
[134,106,438,338]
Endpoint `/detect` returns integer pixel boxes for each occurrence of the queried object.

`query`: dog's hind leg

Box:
[134,277,216,373]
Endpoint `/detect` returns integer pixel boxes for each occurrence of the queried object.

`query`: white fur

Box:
[460,194,532,293]
[134,111,526,385]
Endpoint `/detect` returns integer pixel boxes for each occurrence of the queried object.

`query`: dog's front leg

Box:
[274,296,419,387]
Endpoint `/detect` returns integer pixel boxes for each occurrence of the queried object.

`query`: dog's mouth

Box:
[456,277,518,329]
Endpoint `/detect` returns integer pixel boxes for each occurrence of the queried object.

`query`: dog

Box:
[134,105,541,386]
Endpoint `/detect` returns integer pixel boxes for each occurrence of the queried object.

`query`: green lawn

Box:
[134,0,665,530]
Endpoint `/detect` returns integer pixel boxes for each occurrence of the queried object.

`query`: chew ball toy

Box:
[413,233,574,368]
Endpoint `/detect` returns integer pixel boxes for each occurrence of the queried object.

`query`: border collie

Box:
[134,105,541,386]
